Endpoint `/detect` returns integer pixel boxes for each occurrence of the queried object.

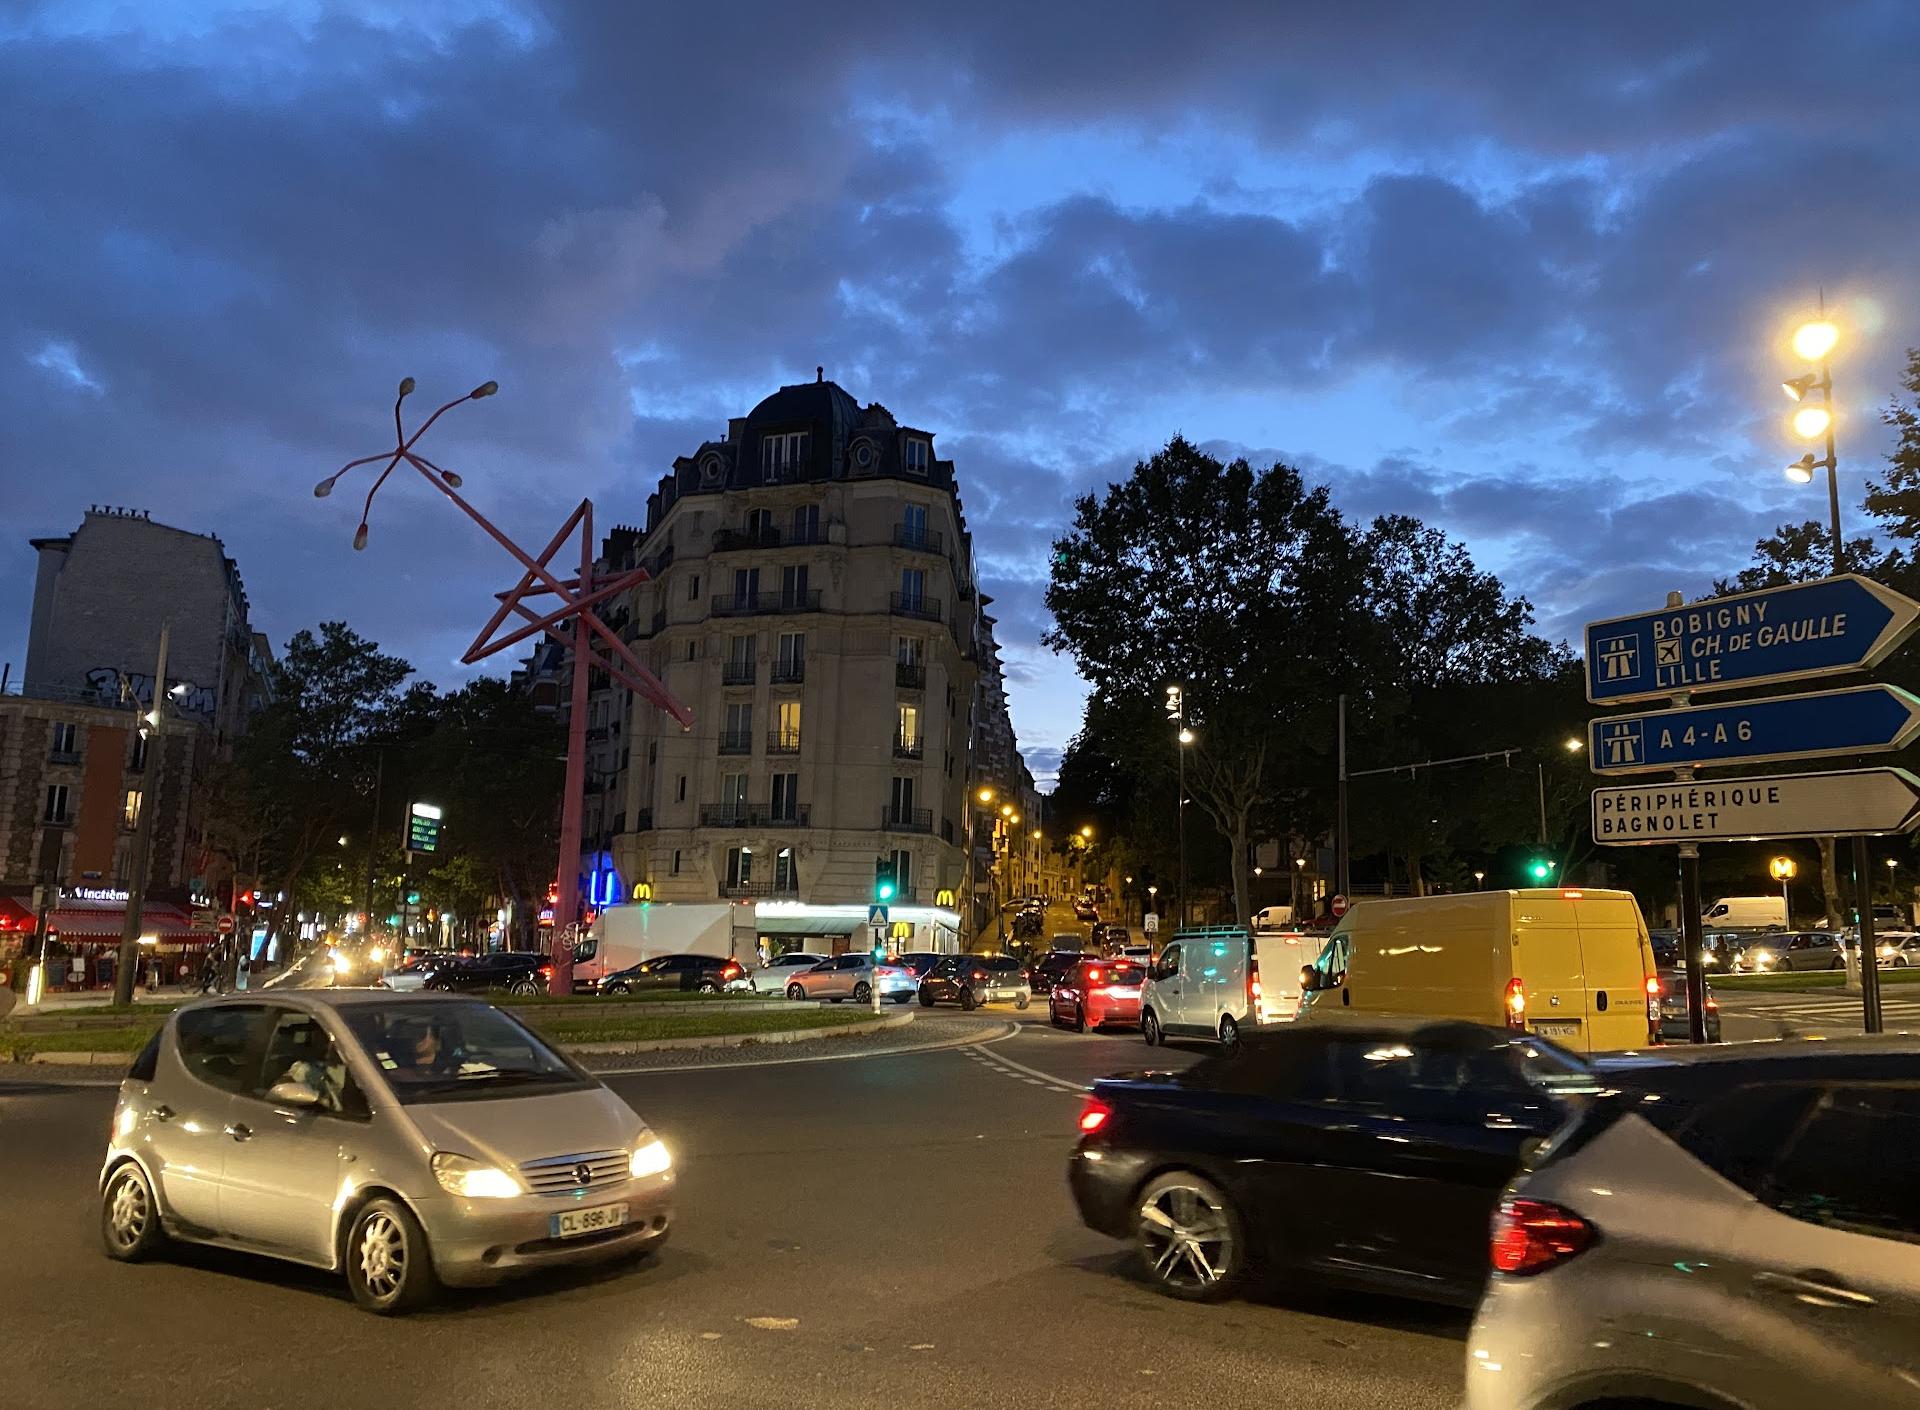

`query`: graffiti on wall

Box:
[83,668,216,718]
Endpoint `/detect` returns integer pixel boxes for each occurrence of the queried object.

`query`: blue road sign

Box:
[1588,684,1920,776]
[868,904,890,926]
[1584,574,1920,705]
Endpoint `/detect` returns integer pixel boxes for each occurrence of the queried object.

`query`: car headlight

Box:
[629,1136,672,1179]
[1753,950,1772,965]
[432,1152,523,1198]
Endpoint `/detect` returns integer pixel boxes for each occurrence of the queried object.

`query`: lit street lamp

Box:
[1167,684,1192,927]
[1778,311,1845,567]
[1474,870,1486,889]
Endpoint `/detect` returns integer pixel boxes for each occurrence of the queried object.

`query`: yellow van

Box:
[1294,888,1658,1053]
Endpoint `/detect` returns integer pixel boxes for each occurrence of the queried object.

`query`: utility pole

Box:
[1336,693,1350,902]
[114,625,169,1006]
[1168,683,1190,927]
[1536,762,1549,845]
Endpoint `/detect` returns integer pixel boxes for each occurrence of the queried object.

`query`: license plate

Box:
[1532,1021,1580,1038]
[551,1203,629,1239]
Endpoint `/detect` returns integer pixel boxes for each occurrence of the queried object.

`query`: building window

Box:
[129,734,148,771]
[721,772,750,810]
[725,634,756,685]
[746,507,775,541]
[688,573,700,601]
[123,789,143,830]
[770,772,799,821]
[790,503,820,543]
[775,700,801,750]
[762,431,810,480]
[896,703,920,754]
[726,846,753,887]
[677,775,687,802]
[903,501,928,539]
[44,784,69,823]
[722,702,753,753]
[648,741,657,766]
[941,817,954,843]
[780,563,810,607]
[890,776,915,815]
[904,438,929,474]
[732,566,760,607]
[672,848,683,875]
[685,640,698,661]
[899,567,926,612]
[889,849,914,895]
[775,631,805,681]
[50,721,78,757]
[774,847,797,892]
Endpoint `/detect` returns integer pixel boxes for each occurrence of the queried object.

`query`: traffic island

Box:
[0,1002,898,1065]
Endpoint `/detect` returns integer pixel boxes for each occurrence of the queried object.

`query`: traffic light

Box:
[1527,858,1556,882]
[874,858,896,903]
[405,890,421,906]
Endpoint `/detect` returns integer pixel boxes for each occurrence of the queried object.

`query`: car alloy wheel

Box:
[511,978,539,996]
[959,987,978,1011]
[1135,1172,1241,1302]
[347,1197,438,1314]
[1142,1009,1161,1046]
[1072,1003,1087,1033]
[606,982,630,996]
[101,1163,165,1262]
[1831,956,1845,970]
[1219,1014,1240,1048]
[698,980,720,994]
[853,981,872,1003]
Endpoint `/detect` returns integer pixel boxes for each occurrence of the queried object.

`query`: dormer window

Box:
[904,438,929,475]
[763,431,810,482]
[700,454,724,487]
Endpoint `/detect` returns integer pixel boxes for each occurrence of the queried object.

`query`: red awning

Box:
[47,900,202,942]
[0,895,36,935]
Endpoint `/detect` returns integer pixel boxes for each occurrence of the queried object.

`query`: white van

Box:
[1251,904,1295,931]
[1139,926,1314,1046]
[1701,896,1787,930]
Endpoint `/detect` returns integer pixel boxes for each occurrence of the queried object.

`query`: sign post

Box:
[1586,576,1920,1038]
[406,801,442,856]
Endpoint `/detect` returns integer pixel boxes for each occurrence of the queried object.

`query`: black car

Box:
[918,953,1031,1010]
[597,952,743,996]
[1070,1021,1592,1303]
[423,951,550,995]
[1029,950,1086,994]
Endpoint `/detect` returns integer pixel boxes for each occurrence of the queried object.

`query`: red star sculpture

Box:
[319,379,692,992]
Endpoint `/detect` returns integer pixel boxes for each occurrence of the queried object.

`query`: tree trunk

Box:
[1229,810,1252,928]
[1406,851,1425,897]
[1818,836,1841,927]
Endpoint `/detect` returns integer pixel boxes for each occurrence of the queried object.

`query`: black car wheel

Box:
[853,981,872,1004]
[959,987,978,1011]
[1218,1014,1240,1048]
[1831,955,1844,970]
[697,980,720,994]
[605,981,631,997]
[101,1162,167,1262]
[1142,1008,1162,1046]
[893,992,914,1004]
[918,988,936,1007]
[346,1196,439,1315]
[1014,991,1030,1011]
[509,977,540,996]
[1072,1002,1087,1033]
[1135,1171,1243,1302]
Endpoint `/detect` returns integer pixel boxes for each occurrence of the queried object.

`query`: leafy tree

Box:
[1864,348,1920,539]
[1046,437,1372,927]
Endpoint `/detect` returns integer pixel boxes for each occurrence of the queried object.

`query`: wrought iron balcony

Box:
[889,592,942,622]
[881,806,933,833]
[892,524,945,554]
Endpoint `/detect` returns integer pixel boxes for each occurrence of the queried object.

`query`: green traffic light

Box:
[877,881,896,901]
[1526,859,1557,881]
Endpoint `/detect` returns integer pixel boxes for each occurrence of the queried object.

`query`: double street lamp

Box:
[1780,314,1844,565]
[1166,684,1193,927]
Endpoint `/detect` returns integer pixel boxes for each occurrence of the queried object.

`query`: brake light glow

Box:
[1088,967,1102,984]
[1504,976,1526,1029]
[1077,1100,1112,1135]
[1491,1199,1595,1275]
[1644,975,1661,997]
[722,962,742,979]
[1561,889,1583,899]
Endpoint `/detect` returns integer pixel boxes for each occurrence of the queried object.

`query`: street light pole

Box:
[114,625,170,1006]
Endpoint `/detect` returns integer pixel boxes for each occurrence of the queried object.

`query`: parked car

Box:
[1070,1020,1593,1303]
[918,953,1031,1010]
[1297,890,1657,1054]
[99,991,674,1313]
[596,953,742,996]
[423,951,551,996]
[1029,949,1086,994]
[1467,1037,1920,1410]
[784,953,917,1004]
[732,951,827,994]
[1745,930,1846,972]
[1049,956,1144,1032]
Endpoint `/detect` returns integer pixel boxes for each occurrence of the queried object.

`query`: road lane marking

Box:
[595,1020,1018,1075]
[965,1038,1090,1095]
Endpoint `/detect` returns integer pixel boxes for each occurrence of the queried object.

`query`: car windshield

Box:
[339,1000,581,1102]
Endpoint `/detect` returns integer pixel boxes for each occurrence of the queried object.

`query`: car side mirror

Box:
[267,1079,322,1109]
[1300,965,1321,992]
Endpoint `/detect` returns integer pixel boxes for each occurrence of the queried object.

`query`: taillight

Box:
[1504,976,1526,1029]
[1088,967,1103,984]
[1248,957,1262,1009]
[1491,1198,1595,1275]
[722,962,742,979]
[1644,975,1661,997]
[538,962,553,976]
[1077,1099,1112,1135]
[1706,994,1718,1012]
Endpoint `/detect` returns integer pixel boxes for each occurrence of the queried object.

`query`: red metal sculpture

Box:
[318,379,691,991]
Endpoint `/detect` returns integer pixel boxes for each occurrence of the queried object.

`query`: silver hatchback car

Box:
[1468,1038,1920,1410]
[99,991,675,1313]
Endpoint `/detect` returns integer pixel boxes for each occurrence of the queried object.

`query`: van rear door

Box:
[1251,931,1313,1021]
[1510,893,1588,1050]
[1571,892,1655,1051]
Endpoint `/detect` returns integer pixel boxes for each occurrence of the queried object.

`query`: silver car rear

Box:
[1467,1040,1920,1409]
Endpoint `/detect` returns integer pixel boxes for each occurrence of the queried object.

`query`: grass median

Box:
[1714,967,1920,993]
[0,997,885,1060]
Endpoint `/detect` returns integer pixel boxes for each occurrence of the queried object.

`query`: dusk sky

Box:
[5,1,1918,785]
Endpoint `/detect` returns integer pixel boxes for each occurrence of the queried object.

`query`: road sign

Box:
[1588,683,1920,775]
[868,903,889,926]
[1143,912,1159,934]
[1584,574,1920,705]
[190,909,217,934]
[1592,767,1920,845]
[406,801,442,854]
[1330,894,1350,918]
[216,914,235,935]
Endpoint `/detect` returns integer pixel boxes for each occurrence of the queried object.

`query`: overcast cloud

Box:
[3,1,1917,782]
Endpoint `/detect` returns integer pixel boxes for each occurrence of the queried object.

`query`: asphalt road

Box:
[1,1015,1467,1410]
